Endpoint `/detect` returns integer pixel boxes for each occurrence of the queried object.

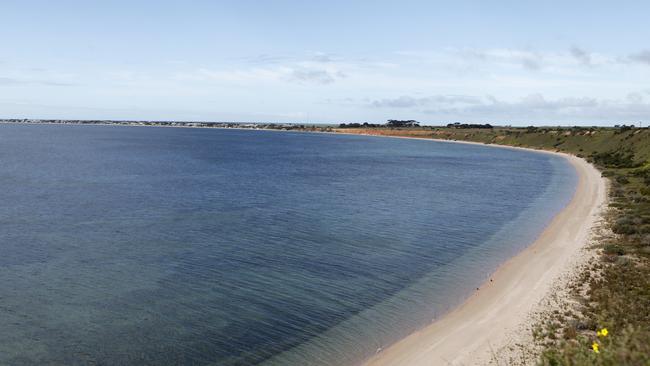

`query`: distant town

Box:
[0,118,472,129]
[0,118,473,131]
[0,118,644,131]
[0,118,328,131]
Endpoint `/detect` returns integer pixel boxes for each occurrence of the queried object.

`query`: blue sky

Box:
[2,0,650,125]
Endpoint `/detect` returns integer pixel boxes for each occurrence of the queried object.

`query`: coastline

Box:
[361,143,607,365]
[0,122,610,364]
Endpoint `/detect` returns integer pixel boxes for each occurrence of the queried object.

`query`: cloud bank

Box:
[368,93,650,124]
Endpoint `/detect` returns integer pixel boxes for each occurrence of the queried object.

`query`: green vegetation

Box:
[330,125,650,365]
[426,126,650,164]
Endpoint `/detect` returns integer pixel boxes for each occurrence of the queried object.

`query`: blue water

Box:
[0,125,576,365]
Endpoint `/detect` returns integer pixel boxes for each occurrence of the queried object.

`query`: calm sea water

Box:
[0,124,576,365]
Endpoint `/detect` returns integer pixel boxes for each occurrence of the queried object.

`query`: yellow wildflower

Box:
[597,328,609,337]
[592,342,600,353]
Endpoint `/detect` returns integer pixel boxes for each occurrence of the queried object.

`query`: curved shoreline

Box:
[361,140,607,365]
[0,123,608,364]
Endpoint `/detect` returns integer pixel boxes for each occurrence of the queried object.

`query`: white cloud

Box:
[570,46,592,65]
[191,67,284,83]
[288,68,344,84]
[4,47,650,124]
[419,93,650,123]
[0,76,75,87]
[371,95,482,108]
[629,50,650,65]
[173,55,349,85]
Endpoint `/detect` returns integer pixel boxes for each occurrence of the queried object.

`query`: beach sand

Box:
[363,148,607,366]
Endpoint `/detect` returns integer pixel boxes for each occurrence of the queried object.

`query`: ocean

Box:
[0,124,576,365]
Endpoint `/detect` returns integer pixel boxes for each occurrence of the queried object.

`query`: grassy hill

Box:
[334,126,650,162]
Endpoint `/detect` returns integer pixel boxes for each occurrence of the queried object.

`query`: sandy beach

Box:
[362,146,607,366]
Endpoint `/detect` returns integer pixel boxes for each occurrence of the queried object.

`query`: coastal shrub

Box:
[539,205,650,366]
[603,244,625,256]
[627,192,647,204]
[540,327,650,366]
[631,169,650,184]
[612,217,637,235]
[562,324,578,340]
[610,187,626,200]
[641,234,650,246]
[592,150,640,169]
[615,175,630,185]
[591,263,650,324]
[630,166,649,176]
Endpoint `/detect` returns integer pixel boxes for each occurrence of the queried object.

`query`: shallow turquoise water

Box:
[0,125,576,365]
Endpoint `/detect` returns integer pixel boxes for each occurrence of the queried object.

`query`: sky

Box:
[2,0,650,125]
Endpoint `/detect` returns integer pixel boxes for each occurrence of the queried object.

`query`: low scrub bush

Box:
[592,150,641,169]
[603,244,625,256]
[612,217,638,235]
[616,175,630,185]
